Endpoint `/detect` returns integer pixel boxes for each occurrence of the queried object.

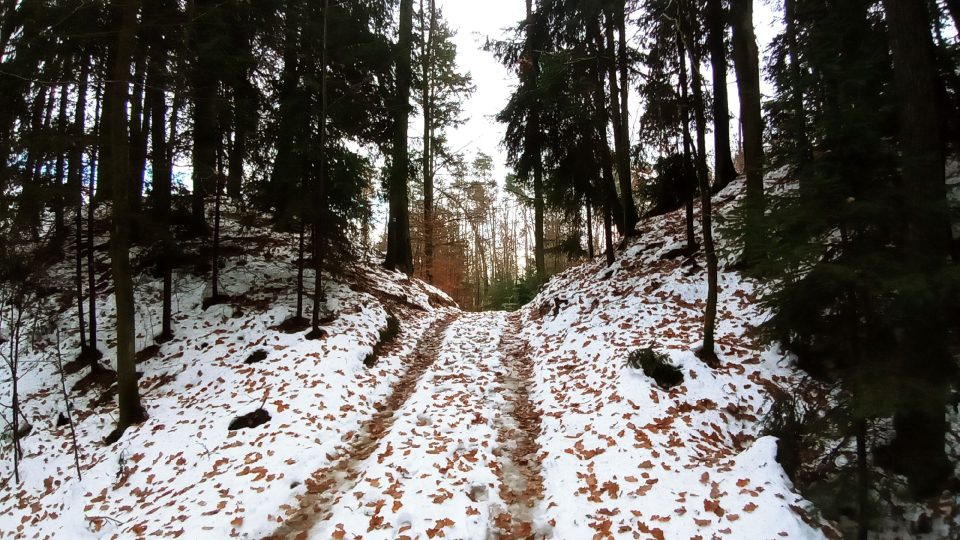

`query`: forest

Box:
[1,0,960,538]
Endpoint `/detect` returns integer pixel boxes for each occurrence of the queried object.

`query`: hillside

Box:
[2,176,939,539]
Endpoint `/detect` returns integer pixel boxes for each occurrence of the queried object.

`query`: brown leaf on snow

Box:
[426,517,455,538]
[704,499,725,517]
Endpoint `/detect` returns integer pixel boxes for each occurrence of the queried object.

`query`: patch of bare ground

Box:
[264,311,460,539]
[490,315,547,539]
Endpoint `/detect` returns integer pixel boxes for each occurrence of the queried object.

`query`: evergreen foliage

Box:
[627,347,683,389]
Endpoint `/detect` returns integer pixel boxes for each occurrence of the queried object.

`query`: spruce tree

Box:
[385,0,415,275]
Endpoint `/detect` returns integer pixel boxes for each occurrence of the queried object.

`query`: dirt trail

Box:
[265,311,460,540]
[489,314,546,539]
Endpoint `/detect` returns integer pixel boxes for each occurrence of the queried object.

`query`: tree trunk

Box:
[311,0,329,333]
[227,9,254,200]
[590,24,625,238]
[882,0,952,497]
[586,196,595,259]
[53,58,72,243]
[606,7,638,235]
[211,152,223,300]
[189,0,217,235]
[615,1,636,232]
[678,37,698,252]
[525,0,546,285]
[270,0,302,223]
[87,82,103,362]
[856,418,869,540]
[107,0,146,435]
[296,224,305,319]
[730,0,766,266]
[146,3,175,341]
[71,55,91,352]
[603,197,614,266]
[421,0,437,283]
[707,0,737,191]
[385,0,415,275]
[129,43,149,215]
[682,29,720,367]
[97,42,116,201]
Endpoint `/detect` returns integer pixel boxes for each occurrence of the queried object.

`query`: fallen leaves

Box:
[426,517,455,538]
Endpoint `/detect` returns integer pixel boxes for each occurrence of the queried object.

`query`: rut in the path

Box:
[490,315,546,539]
[265,311,460,540]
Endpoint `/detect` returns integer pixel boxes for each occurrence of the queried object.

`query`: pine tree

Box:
[385,0,415,274]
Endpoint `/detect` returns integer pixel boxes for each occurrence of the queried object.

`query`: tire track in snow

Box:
[489,314,547,539]
[265,311,460,539]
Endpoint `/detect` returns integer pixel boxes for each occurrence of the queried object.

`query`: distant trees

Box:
[415,0,474,284]
[409,152,576,311]
[495,0,643,276]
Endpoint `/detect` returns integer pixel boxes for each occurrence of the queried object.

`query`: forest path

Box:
[266,310,548,540]
[265,311,461,539]
[488,314,547,539]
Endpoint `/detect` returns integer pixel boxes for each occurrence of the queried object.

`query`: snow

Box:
[0,181,840,539]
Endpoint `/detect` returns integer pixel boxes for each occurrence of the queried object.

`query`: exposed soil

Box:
[490,315,546,539]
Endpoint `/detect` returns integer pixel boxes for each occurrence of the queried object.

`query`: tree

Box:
[730,0,765,265]
[70,54,91,355]
[707,0,737,191]
[415,0,473,283]
[677,0,720,367]
[311,0,330,335]
[525,0,547,283]
[144,0,180,342]
[606,0,639,235]
[106,0,146,439]
[749,1,957,530]
[880,0,952,498]
[188,0,220,234]
[385,0,415,274]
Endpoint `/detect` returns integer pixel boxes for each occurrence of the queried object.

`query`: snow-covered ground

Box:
[1,177,915,538]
